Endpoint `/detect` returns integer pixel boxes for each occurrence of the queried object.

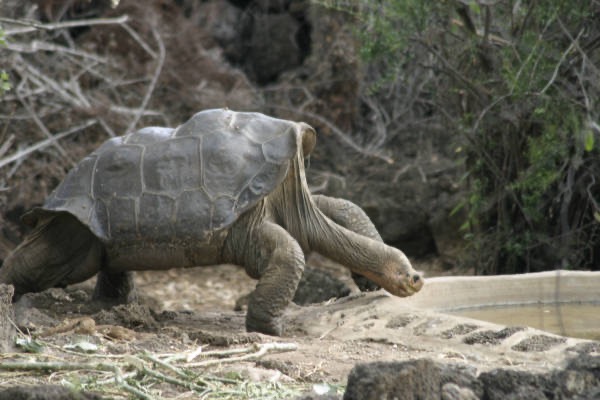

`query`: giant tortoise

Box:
[0,109,423,335]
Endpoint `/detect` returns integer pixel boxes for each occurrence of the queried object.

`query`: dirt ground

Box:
[0,257,467,398]
[0,259,391,396]
[0,256,600,399]
[3,256,596,399]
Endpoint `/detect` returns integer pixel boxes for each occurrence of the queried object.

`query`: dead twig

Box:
[0,134,15,159]
[0,359,153,400]
[540,27,584,95]
[125,27,165,133]
[268,105,394,164]
[14,56,89,108]
[0,339,300,399]
[184,342,298,368]
[120,23,158,59]
[140,366,211,395]
[0,119,96,169]
[16,86,74,164]
[5,40,109,64]
[1,15,129,36]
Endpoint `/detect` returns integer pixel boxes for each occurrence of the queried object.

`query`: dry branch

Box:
[0,119,96,169]
[16,88,73,164]
[540,27,585,95]
[269,105,394,164]
[0,339,299,399]
[120,23,158,59]
[184,342,298,368]
[125,27,165,134]
[5,41,109,64]
[1,15,129,36]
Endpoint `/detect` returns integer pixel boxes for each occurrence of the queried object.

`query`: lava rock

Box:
[343,359,480,400]
[343,353,600,400]
[0,385,102,400]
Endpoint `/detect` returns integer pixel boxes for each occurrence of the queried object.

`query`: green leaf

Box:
[450,198,468,217]
[469,2,481,15]
[584,129,595,152]
[0,70,10,93]
[459,220,471,231]
[594,211,600,223]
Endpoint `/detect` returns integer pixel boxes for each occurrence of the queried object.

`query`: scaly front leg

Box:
[242,221,305,336]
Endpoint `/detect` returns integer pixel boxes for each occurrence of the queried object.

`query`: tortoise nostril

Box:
[413,274,421,284]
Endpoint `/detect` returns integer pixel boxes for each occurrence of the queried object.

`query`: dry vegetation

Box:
[2,332,306,399]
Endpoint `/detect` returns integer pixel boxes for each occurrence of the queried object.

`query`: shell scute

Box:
[247,162,288,196]
[262,128,296,164]
[174,190,213,240]
[53,155,96,200]
[139,193,176,240]
[107,197,137,240]
[93,145,143,199]
[125,127,173,144]
[201,131,265,199]
[212,196,237,230]
[39,109,300,244]
[142,136,202,194]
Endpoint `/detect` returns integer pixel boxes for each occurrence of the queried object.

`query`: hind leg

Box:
[93,270,136,303]
[0,213,102,299]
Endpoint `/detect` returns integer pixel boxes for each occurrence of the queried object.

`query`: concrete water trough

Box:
[401,270,600,340]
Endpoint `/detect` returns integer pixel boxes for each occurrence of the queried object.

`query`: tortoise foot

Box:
[93,271,137,304]
[245,313,283,336]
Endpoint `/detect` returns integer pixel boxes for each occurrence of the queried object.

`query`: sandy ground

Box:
[2,256,597,399]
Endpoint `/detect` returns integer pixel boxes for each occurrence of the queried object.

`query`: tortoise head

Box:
[383,248,423,296]
[362,248,424,297]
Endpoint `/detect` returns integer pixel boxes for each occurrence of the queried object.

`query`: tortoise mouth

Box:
[395,284,420,297]
[390,272,424,297]
[360,270,424,297]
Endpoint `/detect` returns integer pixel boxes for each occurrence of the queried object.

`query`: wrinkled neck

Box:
[311,215,390,278]
[268,150,389,279]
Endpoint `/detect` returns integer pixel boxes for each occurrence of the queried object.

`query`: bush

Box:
[327,0,600,273]
[0,28,10,94]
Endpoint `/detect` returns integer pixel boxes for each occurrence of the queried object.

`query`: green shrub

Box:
[0,27,10,94]
[321,0,600,273]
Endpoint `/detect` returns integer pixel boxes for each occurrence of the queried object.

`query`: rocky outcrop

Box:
[0,385,102,400]
[193,0,310,85]
[343,354,600,400]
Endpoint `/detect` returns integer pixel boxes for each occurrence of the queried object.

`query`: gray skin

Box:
[0,109,423,336]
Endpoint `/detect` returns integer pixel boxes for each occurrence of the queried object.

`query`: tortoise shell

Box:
[27,109,299,244]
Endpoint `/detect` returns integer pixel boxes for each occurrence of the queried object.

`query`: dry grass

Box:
[1,328,331,399]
